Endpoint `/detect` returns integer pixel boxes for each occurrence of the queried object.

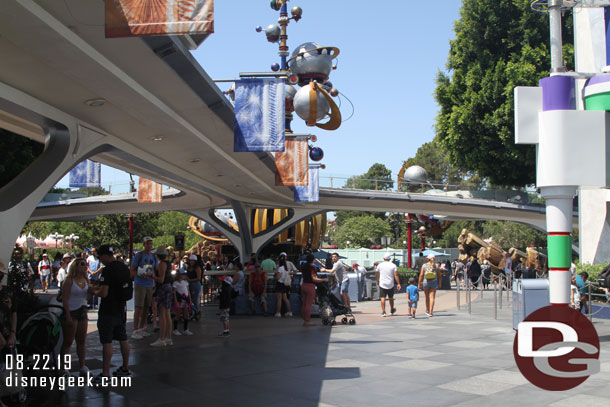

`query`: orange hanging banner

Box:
[138,178,162,203]
[275,137,308,186]
[105,0,214,38]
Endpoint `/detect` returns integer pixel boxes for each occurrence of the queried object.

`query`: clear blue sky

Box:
[58,1,462,190]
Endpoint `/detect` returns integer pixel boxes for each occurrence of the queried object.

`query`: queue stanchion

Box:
[456,275,461,310]
[588,282,593,323]
[494,279,498,320]
[499,274,503,309]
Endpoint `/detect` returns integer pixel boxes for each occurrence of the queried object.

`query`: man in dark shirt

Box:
[90,245,131,383]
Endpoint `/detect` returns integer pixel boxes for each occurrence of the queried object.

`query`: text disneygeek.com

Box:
[5,372,132,390]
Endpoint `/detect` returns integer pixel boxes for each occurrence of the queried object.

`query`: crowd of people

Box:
[1,240,604,389]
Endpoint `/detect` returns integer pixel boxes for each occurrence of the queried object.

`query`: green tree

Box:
[480,220,546,248]
[434,0,573,187]
[156,211,191,236]
[345,163,394,191]
[334,215,391,248]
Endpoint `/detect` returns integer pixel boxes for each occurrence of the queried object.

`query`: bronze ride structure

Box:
[187,209,327,258]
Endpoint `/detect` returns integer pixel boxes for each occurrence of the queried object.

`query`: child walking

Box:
[218,276,232,337]
[406,278,419,319]
[172,270,193,335]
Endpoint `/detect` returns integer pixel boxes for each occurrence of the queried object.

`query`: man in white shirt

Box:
[376,253,401,317]
[321,253,351,311]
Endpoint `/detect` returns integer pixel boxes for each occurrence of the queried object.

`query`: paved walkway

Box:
[21,289,610,406]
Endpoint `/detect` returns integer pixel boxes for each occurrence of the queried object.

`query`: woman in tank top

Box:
[418,254,440,317]
[61,257,95,376]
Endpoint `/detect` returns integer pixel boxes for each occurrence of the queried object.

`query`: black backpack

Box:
[116,262,134,302]
[598,264,610,288]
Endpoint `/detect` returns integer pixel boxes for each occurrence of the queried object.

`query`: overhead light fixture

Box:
[151,136,164,142]
[84,98,106,107]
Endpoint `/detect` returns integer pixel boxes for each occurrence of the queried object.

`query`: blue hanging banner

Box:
[234,78,285,152]
[294,166,319,202]
[69,159,101,188]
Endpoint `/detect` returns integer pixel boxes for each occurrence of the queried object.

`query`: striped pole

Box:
[541,187,576,305]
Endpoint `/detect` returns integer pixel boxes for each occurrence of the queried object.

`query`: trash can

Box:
[512,278,550,330]
[346,272,362,302]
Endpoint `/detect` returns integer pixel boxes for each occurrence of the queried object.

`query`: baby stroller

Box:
[316,282,355,325]
[17,304,70,393]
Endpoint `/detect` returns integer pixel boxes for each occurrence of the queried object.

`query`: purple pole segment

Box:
[540,76,576,111]
[605,7,610,66]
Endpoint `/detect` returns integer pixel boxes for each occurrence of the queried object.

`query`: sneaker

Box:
[381,312,387,317]
[183,329,194,336]
[164,339,173,346]
[391,308,397,316]
[217,331,230,337]
[113,366,131,377]
[173,329,182,336]
[150,339,166,347]
[274,313,282,318]
[131,331,143,340]
[425,311,432,317]
[79,366,89,377]
[91,374,109,386]
[140,330,151,337]
[285,312,293,317]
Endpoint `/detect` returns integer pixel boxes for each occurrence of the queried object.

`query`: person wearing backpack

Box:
[248,264,268,315]
[91,245,132,384]
[418,254,440,317]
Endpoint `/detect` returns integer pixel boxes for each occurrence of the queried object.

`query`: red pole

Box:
[407,214,413,268]
[129,213,134,261]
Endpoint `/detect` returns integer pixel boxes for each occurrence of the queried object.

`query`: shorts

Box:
[423,279,438,290]
[69,306,88,322]
[97,313,127,344]
[274,282,289,294]
[156,284,174,310]
[249,293,267,303]
[340,279,350,294]
[379,287,394,298]
[40,272,51,282]
[408,300,418,309]
[219,309,230,323]
[134,285,153,308]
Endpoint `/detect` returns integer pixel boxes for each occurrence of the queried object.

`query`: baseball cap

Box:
[143,236,153,243]
[62,253,71,259]
[42,253,48,257]
[189,254,198,261]
[353,263,358,268]
[155,245,168,255]
[97,245,114,257]
[383,253,391,260]
[279,252,287,257]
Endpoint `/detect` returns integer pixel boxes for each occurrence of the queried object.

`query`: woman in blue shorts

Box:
[418,254,440,317]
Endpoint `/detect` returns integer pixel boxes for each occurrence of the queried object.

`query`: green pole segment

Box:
[547,233,571,269]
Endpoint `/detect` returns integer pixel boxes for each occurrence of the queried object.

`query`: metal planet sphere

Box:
[293,83,330,123]
[291,6,303,19]
[288,42,338,85]
[404,165,429,183]
[271,62,280,72]
[255,26,262,32]
[330,88,339,97]
[309,146,324,161]
[264,24,281,43]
